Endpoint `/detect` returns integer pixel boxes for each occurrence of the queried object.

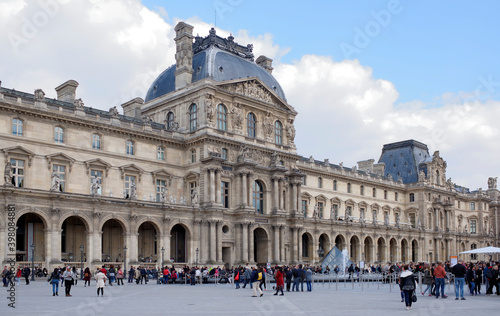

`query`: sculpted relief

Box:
[220,80,274,104]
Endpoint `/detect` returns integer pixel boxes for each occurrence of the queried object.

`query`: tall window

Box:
[92,134,101,150]
[166,111,174,129]
[332,204,338,220]
[247,112,256,138]
[470,220,477,234]
[221,148,228,160]
[470,243,477,260]
[253,180,264,214]
[126,140,134,156]
[189,104,197,132]
[409,214,416,228]
[318,177,323,188]
[333,180,337,191]
[395,192,398,201]
[221,181,229,208]
[346,206,352,217]
[157,146,165,161]
[360,185,364,196]
[124,175,136,198]
[12,118,23,136]
[347,183,351,193]
[156,179,166,202]
[217,104,227,131]
[90,170,102,195]
[301,200,307,217]
[189,182,197,204]
[302,176,307,186]
[275,120,283,145]
[470,202,475,210]
[317,202,324,219]
[52,164,66,192]
[409,193,415,202]
[372,188,376,198]
[10,159,24,187]
[54,127,64,143]
[191,149,196,163]
[384,190,388,199]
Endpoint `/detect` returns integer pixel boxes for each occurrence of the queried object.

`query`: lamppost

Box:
[123,246,127,280]
[30,243,35,281]
[195,248,199,266]
[80,245,84,280]
[161,247,165,268]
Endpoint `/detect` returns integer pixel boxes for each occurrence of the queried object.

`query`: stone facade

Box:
[0,22,498,270]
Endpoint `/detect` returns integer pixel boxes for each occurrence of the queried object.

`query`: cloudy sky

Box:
[1,0,499,190]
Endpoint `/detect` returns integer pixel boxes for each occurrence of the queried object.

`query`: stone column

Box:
[248,224,255,263]
[273,225,279,262]
[201,221,209,263]
[292,228,298,262]
[44,229,52,265]
[279,180,284,210]
[292,183,297,213]
[193,220,201,263]
[209,221,216,262]
[297,229,303,262]
[85,231,93,265]
[209,169,215,204]
[241,223,248,262]
[445,209,450,231]
[204,169,210,204]
[216,221,222,262]
[50,209,61,262]
[215,169,221,204]
[434,208,439,230]
[273,178,279,211]
[129,233,139,262]
[247,173,254,207]
[280,226,286,263]
[296,183,302,212]
[162,218,171,263]
[241,173,248,207]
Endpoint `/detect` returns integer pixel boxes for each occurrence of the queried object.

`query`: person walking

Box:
[451,260,466,300]
[116,266,124,285]
[242,265,252,289]
[83,267,92,287]
[434,262,448,299]
[291,265,300,292]
[285,267,292,292]
[273,267,284,296]
[486,264,499,295]
[47,268,60,296]
[62,266,74,297]
[128,266,135,283]
[421,265,433,296]
[23,266,31,285]
[234,267,241,289]
[134,266,141,284]
[95,268,108,296]
[72,267,78,286]
[251,267,263,297]
[15,267,22,286]
[399,264,417,311]
[258,267,266,291]
[108,265,115,286]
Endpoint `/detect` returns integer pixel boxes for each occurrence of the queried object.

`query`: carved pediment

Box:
[371,203,381,210]
[2,146,35,166]
[330,197,342,204]
[85,158,112,177]
[45,153,75,172]
[183,171,199,182]
[151,168,174,185]
[119,164,145,181]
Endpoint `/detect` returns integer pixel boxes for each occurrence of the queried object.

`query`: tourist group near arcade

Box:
[0,22,499,272]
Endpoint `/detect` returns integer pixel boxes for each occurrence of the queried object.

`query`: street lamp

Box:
[80,245,84,280]
[161,247,165,268]
[195,248,199,266]
[30,243,35,281]
[123,246,127,280]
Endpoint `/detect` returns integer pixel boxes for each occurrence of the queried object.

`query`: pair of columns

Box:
[199,220,222,263]
[206,167,222,204]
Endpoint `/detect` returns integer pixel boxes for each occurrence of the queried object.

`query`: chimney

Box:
[121,97,144,118]
[256,55,273,74]
[55,80,79,102]
[174,22,194,90]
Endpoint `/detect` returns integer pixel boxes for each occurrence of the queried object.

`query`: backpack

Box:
[257,272,262,281]
[84,272,89,278]
[234,271,239,281]
[485,270,493,279]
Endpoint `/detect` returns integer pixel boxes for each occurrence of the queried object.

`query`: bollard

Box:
[418,272,422,293]
[329,273,331,289]
[361,273,364,292]
[389,274,392,293]
[344,274,346,288]
[336,273,338,291]
[352,275,354,289]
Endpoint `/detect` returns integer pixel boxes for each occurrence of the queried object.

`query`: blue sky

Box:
[143,0,500,105]
[1,0,499,189]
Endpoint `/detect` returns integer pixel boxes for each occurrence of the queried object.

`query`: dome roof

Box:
[145,32,286,102]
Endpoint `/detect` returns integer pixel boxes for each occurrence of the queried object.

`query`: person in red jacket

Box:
[433,262,448,299]
[273,266,285,296]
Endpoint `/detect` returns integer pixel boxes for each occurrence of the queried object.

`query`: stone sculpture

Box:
[50,172,61,192]
[4,162,13,186]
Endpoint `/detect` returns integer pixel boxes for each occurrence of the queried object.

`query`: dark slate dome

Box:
[145,30,286,102]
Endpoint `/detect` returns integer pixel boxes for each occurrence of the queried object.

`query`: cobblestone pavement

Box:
[1,279,499,316]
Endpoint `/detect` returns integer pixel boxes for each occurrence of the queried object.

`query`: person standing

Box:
[273,267,284,296]
[399,265,417,311]
[15,267,22,286]
[285,267,292,292]
[234,267,241,289]
[421,265,433,296]
[108,265,115,286]
[95,268,108,296]
[23,266,31,285]
[62,266,74,297]
[190,267,196,285]
[116,266,124,285]
[83,267,92,287]
[434,262,448,299]
[306,267,313,292]
[451,260,466,300]
[251,267,263,297]
[486,264,499,295]
[47,268,60,296]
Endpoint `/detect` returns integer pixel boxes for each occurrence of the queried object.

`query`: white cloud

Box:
[0,1,497,190]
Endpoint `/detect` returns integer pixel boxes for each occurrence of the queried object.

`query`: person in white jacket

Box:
[95,268,108,296]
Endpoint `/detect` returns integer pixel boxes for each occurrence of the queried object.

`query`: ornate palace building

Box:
[1,22,498,270]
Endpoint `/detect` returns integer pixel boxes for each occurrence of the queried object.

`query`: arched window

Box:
[217,104,227,131]
[275,120,282,144]
[247,112,256,138]
[166,111,175,129]
[189,104,197,132]
[12,118,23,136]
[253,180,264,214]
[54,126,64,143]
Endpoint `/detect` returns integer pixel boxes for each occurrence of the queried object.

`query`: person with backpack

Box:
[486,264,499,295]
[250,267,263,297]
[242,265,252,289]
[234,267,241,289]
[258,267,266,291]
[83,267,91,287]
[47,268,61,296]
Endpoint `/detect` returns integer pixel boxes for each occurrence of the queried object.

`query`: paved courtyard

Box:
[1,279,498,316]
